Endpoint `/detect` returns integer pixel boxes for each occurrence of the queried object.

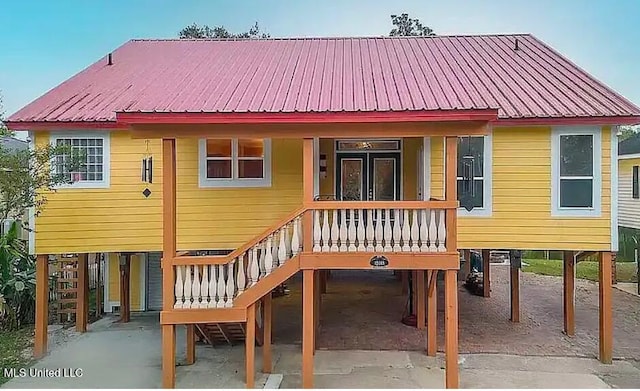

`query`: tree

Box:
[179,22,270,39]
[618,125,639,141]
[0,93,83,223]
[389,13,436,37]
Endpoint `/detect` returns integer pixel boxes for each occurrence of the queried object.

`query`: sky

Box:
[1,0,639,120]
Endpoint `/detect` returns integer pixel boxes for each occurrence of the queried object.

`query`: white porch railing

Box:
[172,214,303,309]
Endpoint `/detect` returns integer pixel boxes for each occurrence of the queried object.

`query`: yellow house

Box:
[7,35,640,388]
[617,133,640,261]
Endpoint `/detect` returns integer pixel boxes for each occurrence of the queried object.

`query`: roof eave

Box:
[494,116,640,127]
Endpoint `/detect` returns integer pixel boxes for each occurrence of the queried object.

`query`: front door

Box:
[336,152,401,201]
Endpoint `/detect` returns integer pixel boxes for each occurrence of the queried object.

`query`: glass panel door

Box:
[336,152,401,201]
[368,153,401,201]
[336,153,367,200]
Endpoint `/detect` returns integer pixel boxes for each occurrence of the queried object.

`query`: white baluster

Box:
[259,241,267,276]
[374,209,384,252]
[279,228,288,264]
[330,210,339,252]
[366,209,375,251]
[174,265,184,309]
[225,263,235,307]
[339,209,348,252]
[411,210,420,252]
[297,216,304,251]
[428,210,438,252]
[216,264,225,308]
[383,209,392,252]
[392,209,401,252]
[356,209,365,251]
[208,265,217,308]
[200,265,210,308]
[284,223,291,257]
[249,247,259,286]
[192,265,201,308]
[291,217,301,256]
[237,256,246,294]
[271,231,279,268]
[401,209,411,252]
[183,265,193,308]
[348,209,357,251]
[420,210,429,252]
[264,236,274,275]
[322,210,332,252]
[314,210,322,252]
[437,210,447,252]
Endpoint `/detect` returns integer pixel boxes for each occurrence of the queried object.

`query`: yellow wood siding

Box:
[430,127,612,251]
[618,157,640,230]
[107,253,142,311]
[34,131,303,253]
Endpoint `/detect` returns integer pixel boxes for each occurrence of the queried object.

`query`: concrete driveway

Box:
[3,312,640,388]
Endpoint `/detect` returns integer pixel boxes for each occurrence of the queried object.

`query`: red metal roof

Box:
[7,34,640,126]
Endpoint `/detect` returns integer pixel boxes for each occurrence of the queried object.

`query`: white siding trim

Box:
[27,131,36,255]
[551,126,602,217]
[458,131,493,217]
[619,153,640,160]
[50,131,111,189]
[198,138,272,188]
[103,252,111,313]
[611,127,619,251]
[423,137,431,200]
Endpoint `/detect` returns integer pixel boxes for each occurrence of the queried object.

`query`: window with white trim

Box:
[51,132,110,188]
[456,135,492,216]
[198,138,272,188]
[551,127,601,217]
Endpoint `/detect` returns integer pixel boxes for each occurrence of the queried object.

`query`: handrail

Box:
[172,205,306,265]
[305,200,459,210]
[172,200,457,265]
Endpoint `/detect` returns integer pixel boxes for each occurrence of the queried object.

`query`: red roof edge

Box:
[5,121,119,130]
[115,109,499,125]
[494,115,640,127]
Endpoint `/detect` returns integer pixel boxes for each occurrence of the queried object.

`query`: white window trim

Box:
[198,138,272,188]
[551,126,601,217]
[456,132,493,217]
[50,131,111,189]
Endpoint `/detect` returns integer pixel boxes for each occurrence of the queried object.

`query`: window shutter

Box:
[633,166,639,199]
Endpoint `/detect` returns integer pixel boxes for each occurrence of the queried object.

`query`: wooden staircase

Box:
[195,320,264,347]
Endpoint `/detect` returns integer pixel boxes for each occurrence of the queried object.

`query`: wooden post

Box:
[246,303,256,388]
[482,249,491,298]
[444,269,459,388]
[416,270,425,329]
[302,269,315,388]
[563,251,575,336]
[76,253,88,332]
[262,293,272,373]
[162,325,176,388]
[161,138,177,388]
[314,270,321,352]
[186,324,195,365]
[427,270,437,356]
[509,251,521,323]
[34,254,49,359]
[599,251,613,364]
[119,254,131,323]
[95,254,102,316]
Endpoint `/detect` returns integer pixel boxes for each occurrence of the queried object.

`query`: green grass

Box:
[0,327,34,385]
[523,259,639,283]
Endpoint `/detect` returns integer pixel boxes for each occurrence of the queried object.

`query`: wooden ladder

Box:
[54,256,80,323]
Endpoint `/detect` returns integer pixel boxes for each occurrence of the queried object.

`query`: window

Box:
[551,127,601,217]
[198,138,271,187]
[456,134,492,216]
[633,166,639,199]
[50,132,110,188]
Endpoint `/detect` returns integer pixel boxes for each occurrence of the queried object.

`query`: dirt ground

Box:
[272,265,640,360]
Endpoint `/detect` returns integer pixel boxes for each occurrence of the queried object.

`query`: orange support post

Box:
[563,251,575,336]
[416,270,426,329]
[34,254,49,359]
[162,325,176,388]
[599,251,613,364]
[262,293,273,373]
[302,269,315,388]
[76,253,88,332]
[482,249,491,298]
[427,270,437,356]
[246,303,256,388]
[186,324,195,365]
[444,269,459,388]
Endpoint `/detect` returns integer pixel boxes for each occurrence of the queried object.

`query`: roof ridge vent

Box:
[514,39,520,51]
[107,53,113,66]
